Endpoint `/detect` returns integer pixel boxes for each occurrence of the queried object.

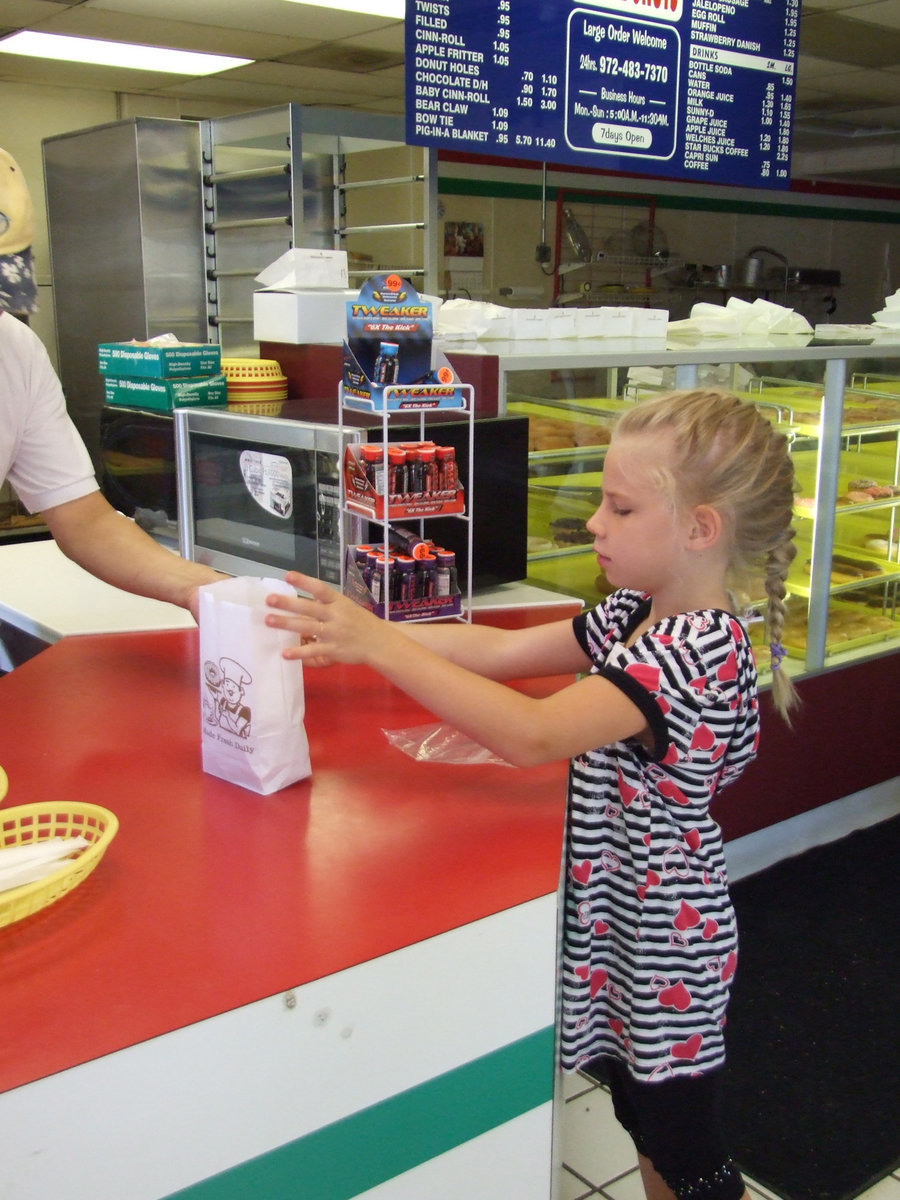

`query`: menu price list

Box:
[405,0,798,189]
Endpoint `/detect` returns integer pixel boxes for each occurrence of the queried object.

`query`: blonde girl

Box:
[266,389,798,1200]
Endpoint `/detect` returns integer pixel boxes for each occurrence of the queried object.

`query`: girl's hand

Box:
[265,571,388,667]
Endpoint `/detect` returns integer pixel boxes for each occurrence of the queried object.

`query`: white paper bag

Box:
[198,577,311,794]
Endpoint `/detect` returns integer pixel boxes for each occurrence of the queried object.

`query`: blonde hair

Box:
[614,389,799,723]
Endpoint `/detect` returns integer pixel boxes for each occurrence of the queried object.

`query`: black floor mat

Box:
[722,815,900,1200]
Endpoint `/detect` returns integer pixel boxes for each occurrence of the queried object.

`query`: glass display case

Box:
[441,332,900,683]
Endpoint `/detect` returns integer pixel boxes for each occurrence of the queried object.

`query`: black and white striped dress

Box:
[560,589,760,1082]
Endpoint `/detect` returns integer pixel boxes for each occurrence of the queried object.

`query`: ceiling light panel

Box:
[0,30,251,73]
[31,6,315,60]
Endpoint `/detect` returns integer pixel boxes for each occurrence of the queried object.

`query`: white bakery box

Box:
[252,248,354,345]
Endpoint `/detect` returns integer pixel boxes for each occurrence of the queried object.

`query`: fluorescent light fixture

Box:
[278,0,405,16]
[0,31,252,75]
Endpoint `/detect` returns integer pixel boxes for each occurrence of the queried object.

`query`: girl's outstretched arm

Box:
[266,573,648,768]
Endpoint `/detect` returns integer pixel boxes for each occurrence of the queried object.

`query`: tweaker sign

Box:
[405,0,798,189]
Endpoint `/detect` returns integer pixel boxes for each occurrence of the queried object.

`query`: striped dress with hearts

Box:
[560,589,760,1081]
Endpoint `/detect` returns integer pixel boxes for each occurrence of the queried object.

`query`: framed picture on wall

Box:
[443,221,484,258]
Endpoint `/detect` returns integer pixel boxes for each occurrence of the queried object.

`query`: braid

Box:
[763,521,799,722]
[616,389,800,724]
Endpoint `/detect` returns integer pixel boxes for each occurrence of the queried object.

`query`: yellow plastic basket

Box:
[226,400,285,416]
[220,357,286,382]
[0,802,119,930]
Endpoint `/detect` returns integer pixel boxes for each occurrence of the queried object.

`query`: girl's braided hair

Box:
[615,388,799,723]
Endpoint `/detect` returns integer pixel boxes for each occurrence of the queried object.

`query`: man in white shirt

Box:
[0,148,224,634]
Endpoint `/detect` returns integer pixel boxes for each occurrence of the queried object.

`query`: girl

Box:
[266,389,798,1200]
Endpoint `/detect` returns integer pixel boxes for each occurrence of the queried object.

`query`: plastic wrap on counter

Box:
[383,722,513,767]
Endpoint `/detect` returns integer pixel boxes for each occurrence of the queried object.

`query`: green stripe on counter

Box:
[437,176,900,222]
[164,1026,554,1200]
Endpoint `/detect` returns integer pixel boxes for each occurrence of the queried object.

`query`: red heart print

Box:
[594,919,610,935]
[643,833,652,846]
[702,918,719,940]
[574,964,589,981]
[669,932,689,948]
[717,651,738,683]
[636,868,661,901]
[711,742,726,762]
[721,950,737,982]
[571,860,592,885]
[657,695,671,715]
[625,662,660,691]
[658,980,692,1011]
[688,675,708,694]
[672,1033,702,1060]
[691,723,716,752]
[728,618,744,643]
[590,969,608,998]
[608,1018,624,1036]
[617,768,639,806]
[674,900,702,931]
[600,850,622,873]
[658,777,689,806]
[661,743,680,766]
[685,828,701,852]
[663,845,690,877]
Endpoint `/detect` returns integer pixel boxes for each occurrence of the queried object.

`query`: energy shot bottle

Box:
[373,342,400,385]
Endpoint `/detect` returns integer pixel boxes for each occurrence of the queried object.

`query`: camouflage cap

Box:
[0,148,38,314]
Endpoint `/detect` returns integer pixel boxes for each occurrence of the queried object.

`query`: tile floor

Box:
[559,1068,900,1200]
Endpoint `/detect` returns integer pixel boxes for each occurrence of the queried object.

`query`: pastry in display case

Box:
[754,375,900,659]
[492,341,900,676]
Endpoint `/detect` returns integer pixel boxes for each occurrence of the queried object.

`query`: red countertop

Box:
[0,629,569,1094]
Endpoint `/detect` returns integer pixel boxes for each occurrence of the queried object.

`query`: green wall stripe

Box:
[437,175,900,223]
[165,1026,555,1200]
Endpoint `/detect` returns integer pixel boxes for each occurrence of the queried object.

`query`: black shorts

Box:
[587,1057,745,1200]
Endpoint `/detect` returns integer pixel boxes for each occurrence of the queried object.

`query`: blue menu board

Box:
[405,0,798,188]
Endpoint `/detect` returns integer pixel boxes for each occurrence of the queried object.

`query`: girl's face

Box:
[586,432,690,592]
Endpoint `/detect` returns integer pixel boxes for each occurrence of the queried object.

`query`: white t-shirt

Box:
[0,311,98,513]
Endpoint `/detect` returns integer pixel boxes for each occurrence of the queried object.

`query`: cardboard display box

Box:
[341,274,470,413]
[343,443,465,520]
[344,548,461,623]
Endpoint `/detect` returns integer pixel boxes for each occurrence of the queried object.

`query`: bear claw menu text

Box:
[405,0,798,189]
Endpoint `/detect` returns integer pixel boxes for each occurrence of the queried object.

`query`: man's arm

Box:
[42,491,226,620]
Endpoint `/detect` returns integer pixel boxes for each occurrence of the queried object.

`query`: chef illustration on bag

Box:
[202,656,253,738]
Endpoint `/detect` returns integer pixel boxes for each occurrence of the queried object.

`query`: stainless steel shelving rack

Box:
[201,105,438,356]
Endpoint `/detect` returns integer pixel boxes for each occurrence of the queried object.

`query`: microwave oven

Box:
[100,402,528,589]
[174,407,363,584]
